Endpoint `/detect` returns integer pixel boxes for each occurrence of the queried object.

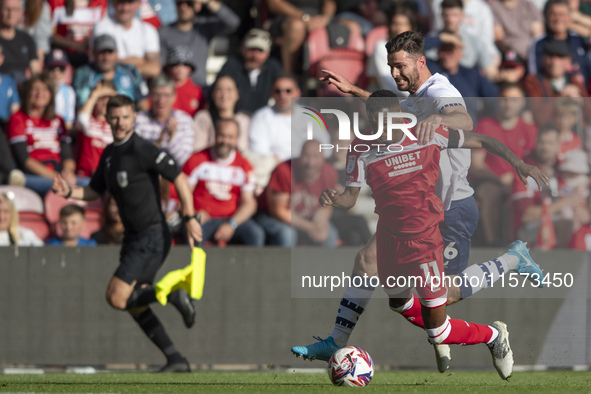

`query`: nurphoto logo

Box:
[303,107,418,153]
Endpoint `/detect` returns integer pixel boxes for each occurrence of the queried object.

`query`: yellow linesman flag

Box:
[155,247,207,305]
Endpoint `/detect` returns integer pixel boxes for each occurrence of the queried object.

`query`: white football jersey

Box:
[400,73,474,210]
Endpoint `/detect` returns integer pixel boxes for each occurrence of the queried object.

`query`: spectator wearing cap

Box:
[523,40,590,126]
[49,0,108,68]
[498,50,527,83]
[163,49,203,117]
[73,34,148,110]
[217,29,283,115]
[0,0,40,84]
[490,0,543,60]
[470,82,537,246]
[135,74,194,167]
[425,0,500,80]
[45,48,75,132]
[159,0,239,87]
[528,0,591,87]
[0,43,20,124]
[92,0,161,79]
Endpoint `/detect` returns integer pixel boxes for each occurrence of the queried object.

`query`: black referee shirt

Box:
[89,132,181,234]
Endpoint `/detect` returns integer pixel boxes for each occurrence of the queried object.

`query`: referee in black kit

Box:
[52,95,203,372]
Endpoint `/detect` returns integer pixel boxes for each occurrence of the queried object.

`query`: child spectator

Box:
[0,43,20,124]
[91,193,124,244]
[75,81,116,177]
[45,48,75,132]
[163,49,203,117]
[46,204,97,246]
[0,192,43,245]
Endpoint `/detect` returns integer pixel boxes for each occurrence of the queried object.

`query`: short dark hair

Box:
[365,90,399,130]
[544,0,569,16]
[387,5,418,32]
[498,81,525,96]
[441,0,463,10]
[385,30,425,57]
[106,94,135,114]
[60,204,85,219]
[272,73,300,88]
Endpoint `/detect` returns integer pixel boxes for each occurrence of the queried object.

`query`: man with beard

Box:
[183,118,265,246]
[52,94,203,372]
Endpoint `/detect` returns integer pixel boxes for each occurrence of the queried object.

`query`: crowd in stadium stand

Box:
[1,0,591,251]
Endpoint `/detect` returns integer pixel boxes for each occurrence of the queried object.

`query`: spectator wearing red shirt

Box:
[512,126,582,247]
[291,140,339,247]
[163,48,203,117]
[75,81,116,177]
[255,159,292,247]
[470,82,537,246]
[49,0,108,67]
[554,98,583,162]
[7,75,77,196]
[183,118,264,246]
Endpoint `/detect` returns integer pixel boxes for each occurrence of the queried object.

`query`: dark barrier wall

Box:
[0,246,589,369]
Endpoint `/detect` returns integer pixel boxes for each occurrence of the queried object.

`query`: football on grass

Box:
[328,346,374,387]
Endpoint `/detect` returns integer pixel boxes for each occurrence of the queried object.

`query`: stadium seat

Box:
[19,212,50,241]
[0,186,45,214]
[305,25,367,96]
[44,192,103,237]
[365,26,388,57]
[316,49,367,97]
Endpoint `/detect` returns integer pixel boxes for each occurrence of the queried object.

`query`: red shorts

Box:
[376,222,447,307]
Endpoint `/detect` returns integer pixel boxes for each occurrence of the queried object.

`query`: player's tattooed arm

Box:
[462,133,549,191]
[319,187,361,210]
[319,69,371,98]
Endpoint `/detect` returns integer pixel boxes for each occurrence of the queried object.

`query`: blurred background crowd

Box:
[1,0,591,251]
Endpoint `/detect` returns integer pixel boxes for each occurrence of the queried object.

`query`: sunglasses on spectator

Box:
[48,65,66,72]
[274,88,292,94]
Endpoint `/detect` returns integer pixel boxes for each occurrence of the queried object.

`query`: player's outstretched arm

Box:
[319,69,371,98]
[51,174,101,201]
[173,172,203,247]
[415,106,474,145]
[319,186,361,210]
[462,133,549,190]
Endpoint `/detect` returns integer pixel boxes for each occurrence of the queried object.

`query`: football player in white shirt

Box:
[291,31,546,375]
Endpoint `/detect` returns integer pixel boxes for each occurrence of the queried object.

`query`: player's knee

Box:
[354,246,378,277]
[105,291,127,310]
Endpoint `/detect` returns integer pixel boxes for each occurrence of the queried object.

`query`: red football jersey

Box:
[346,127,465,233]
[558,131,582,162]
[569,224,591,250]
[183,148,256,218]
[174,79,203,117]
[76,115,113,177]
[50,0,107,46]
[475,117,537,176]
[7,111,69,169]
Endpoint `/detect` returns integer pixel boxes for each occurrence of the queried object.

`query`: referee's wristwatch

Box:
[227,218,238,230]
[183,214,201,224]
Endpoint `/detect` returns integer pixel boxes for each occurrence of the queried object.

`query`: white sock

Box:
[458,254,517,299]
[330,284,375,347]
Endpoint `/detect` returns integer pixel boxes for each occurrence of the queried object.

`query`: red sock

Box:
[441,319,494,345]
[399,293,425,329]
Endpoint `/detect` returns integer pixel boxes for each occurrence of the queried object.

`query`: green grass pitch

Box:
[1,371,590,393]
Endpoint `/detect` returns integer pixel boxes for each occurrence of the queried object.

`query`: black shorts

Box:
[114,223,172,287]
